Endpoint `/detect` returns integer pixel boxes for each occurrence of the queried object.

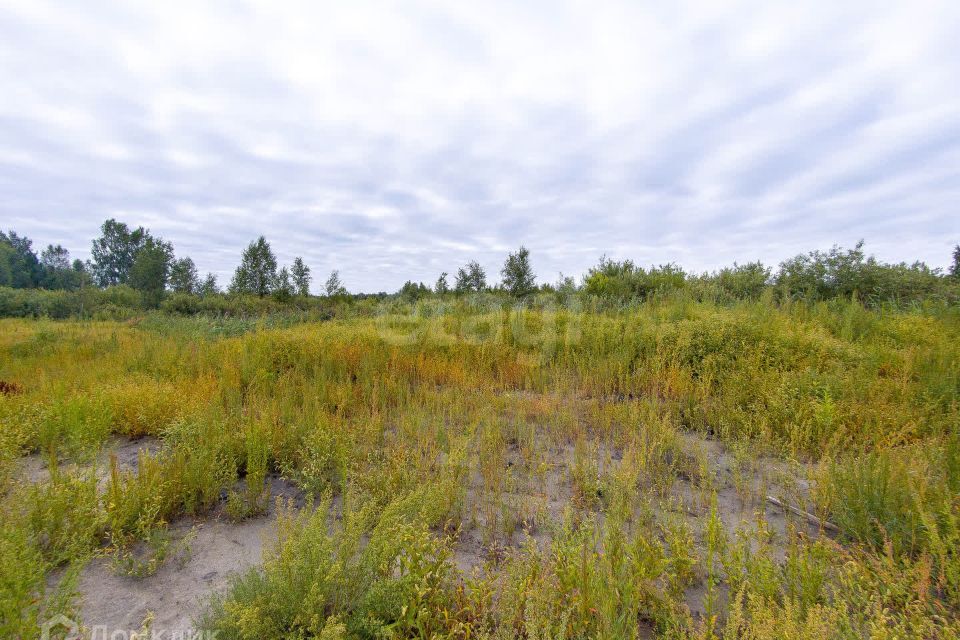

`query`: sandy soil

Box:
[451,424,826,620]
[20,435,162,487]
[75,476,302,638]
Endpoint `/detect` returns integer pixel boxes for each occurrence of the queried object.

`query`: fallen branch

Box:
[766,495,840,533]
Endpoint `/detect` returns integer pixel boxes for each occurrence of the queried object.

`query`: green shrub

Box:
[203,497,460,639]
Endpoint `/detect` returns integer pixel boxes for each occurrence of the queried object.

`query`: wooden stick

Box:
[766,495,840,533]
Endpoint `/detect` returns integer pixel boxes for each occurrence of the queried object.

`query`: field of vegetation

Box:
[2,290,958,638]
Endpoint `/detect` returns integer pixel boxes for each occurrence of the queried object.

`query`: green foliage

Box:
[816,434,960,601]
[324,269,347,297]
[708,261,771,300]
[91,218,148,287]
[0,518,82,640]
[129,236,174,307]
[40,245,89,290]
[203,497,460,639]
[272,266,294,303]
[398,279,431,302]
[455,260,487,293]
[583,256,686,300]
[40,244,71,271]
[2,233,958,320]
[226,425,270,521]
[169,256,200,294]
[501,246,537,297]
[817,450,924,555]
[776,241,953,306]
[25,468,103,565]
[290,256,311,296]
[0,285,142,319]
[230,236,278,297]
[435,271,450,295]
[200,272,219,296]
[0,230,43,288]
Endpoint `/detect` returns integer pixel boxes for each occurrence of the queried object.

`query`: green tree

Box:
[91,219,147,286]
[0,242,13,287]
[435,272,449,295]
[40,244,83,290]
[71,260,93,291]
[169,256,200,294]
[129,236,174,307]
[455,261,486,293]
[230,236,278,297]
[951,245,960,279]
[0,231,42,288]
[399,280,430,302]
[291,257,311,296]
[501,246,536,297]
[40,244,70,271]
[324,270,347,297]
[554,273,578,302]
[273,266,294,302]
[199,272,219,296]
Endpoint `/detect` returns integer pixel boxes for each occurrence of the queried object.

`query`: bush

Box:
[202,497,460,639]
[583,257,686,300]
[775,242,957,306]
[712,261,771,300]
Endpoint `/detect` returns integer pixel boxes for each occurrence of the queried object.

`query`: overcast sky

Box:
[2,1,959,292]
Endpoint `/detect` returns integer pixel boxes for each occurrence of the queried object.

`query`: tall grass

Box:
[0,295,957,637]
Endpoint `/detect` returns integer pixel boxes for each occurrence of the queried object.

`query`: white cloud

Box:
[1,0,958,292]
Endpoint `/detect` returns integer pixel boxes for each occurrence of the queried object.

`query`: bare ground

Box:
[20,435,162,487]
[74,476,303,638]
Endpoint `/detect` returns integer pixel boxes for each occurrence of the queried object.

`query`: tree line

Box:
[0,220,540,303]
[0,219,344,304]
[401,242,960,307]
[2,219,959,318]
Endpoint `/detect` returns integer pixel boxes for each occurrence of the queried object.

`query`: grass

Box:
[0,295,958,638]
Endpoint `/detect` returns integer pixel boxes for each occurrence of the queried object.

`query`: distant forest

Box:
[1,218,958,318]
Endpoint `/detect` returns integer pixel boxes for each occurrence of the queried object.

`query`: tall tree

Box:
[199,272,219,296]
[91,219,147,287]
[71,260,93,289]
[169,256,200,294]
[129,236,174,307]
[324,270,347,297]
[40,244,81,290]
[0,242,13,287]
[230,236,277,297]
[455,260,486,293]
[0,231,42,288]
[291,257,311,296]
[399,280,429,301]
[435,272,449,295]
[40,244,71,271]
[501,246,536,297]
[273,266,294,302]
[951,245,960,279]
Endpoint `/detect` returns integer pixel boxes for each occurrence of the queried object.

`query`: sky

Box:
[1,1,959,293]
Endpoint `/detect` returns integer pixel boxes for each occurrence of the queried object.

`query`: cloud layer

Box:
[2,1,959,292]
